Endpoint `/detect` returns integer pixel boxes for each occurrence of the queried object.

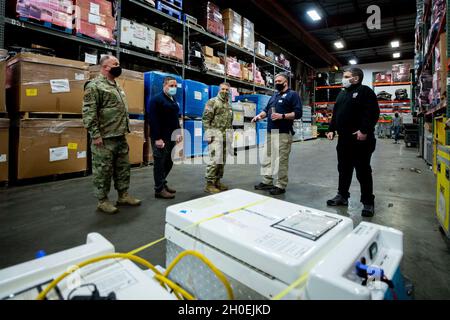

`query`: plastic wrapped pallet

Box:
[15,0,74,29]
[144,71,183,116]
[205,61,225,75]
[222,9,242,46]
[120,18,156,51]
[255,42,266,57]
[127,120,144,165]
[6,53,89,113]
[226,57,242,79]
[203,1,225,38]
[392,63,411,82]
[174,41,184,62]
[241,17,254,51]
[89,66,144,114]
[155,34,175,57]
[0,119,9,183]
[12,119,87,180]
[74,0,115,43]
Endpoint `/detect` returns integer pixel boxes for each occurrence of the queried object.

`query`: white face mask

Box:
[342,77,353,88]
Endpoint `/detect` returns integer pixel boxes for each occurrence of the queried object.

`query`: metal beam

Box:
[251,0,341,67]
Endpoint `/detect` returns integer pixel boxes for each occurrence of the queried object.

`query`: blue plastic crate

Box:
[209,85,220,99]
[183,80,209,118]
[156,1,182,20]
[256,121,268,145]
[144,71,184,115]
[161,0,183,10]
[183,120,208,157]
[235,94,272,115]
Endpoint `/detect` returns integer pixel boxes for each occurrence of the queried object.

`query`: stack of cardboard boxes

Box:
[120,18,156,52]
[222,9,242,46]
[203,46,224,75]
[14,0,74,30]
[155,34,184,61]
[74,0,115,43]
[241,17,254,52]
[6,53,90,180]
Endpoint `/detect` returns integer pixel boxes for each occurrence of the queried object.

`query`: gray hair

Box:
[99,55,116,66]
[275,73,289,81]
[219,82,231,88]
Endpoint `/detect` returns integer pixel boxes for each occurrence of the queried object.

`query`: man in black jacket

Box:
[148,76,182,199]
[326,68,380,217]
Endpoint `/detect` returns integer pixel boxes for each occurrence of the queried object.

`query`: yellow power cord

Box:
[271,272,309,300]
[165,250,234,300]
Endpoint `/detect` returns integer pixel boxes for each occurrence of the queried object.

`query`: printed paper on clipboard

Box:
[271,210,341,241]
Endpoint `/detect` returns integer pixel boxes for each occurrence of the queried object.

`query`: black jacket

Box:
[328,84,380,137]
[148,92,181,141]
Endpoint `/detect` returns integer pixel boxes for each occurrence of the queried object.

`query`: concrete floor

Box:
[0,138,449,299]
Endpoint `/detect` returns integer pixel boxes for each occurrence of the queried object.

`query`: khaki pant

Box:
[261,132,293,189]
[205,139,227,183]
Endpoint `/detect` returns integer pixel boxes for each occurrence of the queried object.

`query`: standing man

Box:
[392,112,402,144]
[83,55,141,214]
[202,82,233,194]
[252,73,302,195]
[326,67,380,217]
[148,76,182,199]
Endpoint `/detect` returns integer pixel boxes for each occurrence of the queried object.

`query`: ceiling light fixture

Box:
[307,10,321,21]
[349,59,357,65]
[391,40,400,48]
[393,52,401,58]
[334,41,344,49]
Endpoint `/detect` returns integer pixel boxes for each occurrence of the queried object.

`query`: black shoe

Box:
[327,194,349,206]
[362,204,375,217]
[269,187,286,195]
[254,182,274,190]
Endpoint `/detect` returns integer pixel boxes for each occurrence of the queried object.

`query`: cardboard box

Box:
[6,53,89,114]
[74,0,113,17]
[222,9,242,46]
[255,42,265,57]
[0,119,9,182]
[212,56,221,64]
[75,19,115,43]
[89,66,145,114]
[14,119,87,180]
[127,119,144,165]
[120,18,156,51]
[75,6,115,29]
[202,46,214,57]
[0,61,5,113]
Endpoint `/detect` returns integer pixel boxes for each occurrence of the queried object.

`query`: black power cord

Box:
[67,284,116,300]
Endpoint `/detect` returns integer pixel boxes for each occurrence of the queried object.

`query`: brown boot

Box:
[117,192,142,206]
[204,182,221,194]
[215,180,229,191]
[155,189,175,199]
[164,185,176,194]
[97,199,119,214]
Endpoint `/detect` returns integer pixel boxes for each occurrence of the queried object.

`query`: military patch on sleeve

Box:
[83,89,95,103]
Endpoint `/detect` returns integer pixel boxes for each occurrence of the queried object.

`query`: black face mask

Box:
[109,66,122,78]
[275,82,286,92]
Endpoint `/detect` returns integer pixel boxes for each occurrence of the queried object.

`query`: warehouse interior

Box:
[0,0,449,301]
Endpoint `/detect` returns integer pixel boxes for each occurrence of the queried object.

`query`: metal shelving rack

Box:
[1,0,309,94]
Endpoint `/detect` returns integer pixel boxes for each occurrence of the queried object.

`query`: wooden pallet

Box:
[157,53,182,63]
[18,16,72,34]
[20,112,83,119]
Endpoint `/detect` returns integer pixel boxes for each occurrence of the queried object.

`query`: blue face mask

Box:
[167,87,177,96]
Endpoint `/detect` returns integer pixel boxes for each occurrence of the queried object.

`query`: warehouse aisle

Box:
[0,138,448,299]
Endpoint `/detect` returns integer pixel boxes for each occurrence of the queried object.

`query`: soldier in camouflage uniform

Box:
[202,83,233,193]
[82,55,141,214]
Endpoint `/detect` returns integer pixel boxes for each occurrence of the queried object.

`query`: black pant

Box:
[336,136,376,205]
[152,140,175,192]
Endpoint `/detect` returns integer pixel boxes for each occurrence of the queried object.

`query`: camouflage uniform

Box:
[202,95,233,183]
[82,75,131,200]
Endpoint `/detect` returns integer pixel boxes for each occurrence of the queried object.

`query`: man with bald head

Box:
[83,55,141,214]
[252,73,302,195]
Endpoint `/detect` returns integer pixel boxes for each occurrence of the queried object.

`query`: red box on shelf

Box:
[15,0,74,29]
[75,6,115,29]
[74,0,113,17]
[203,1,225,38]
[75,19,114,43]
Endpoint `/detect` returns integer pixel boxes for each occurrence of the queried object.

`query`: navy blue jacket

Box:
[148,92,181,141]
[264,89,303,134]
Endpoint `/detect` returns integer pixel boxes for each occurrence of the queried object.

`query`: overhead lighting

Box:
[391,40,400,48]
[393,52,401,58]
[334,41,344,49]
[349,59,357,65]
[307,10,321,21]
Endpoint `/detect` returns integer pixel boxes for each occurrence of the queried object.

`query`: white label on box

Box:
[50,79,70,93]
[85,53,97,65]
[49,147,69,162]
[177,83,182,88]
[194,128,202,137]
[195,51,201,58]
[77,151,87,159]
[0,154,7,163]
[204,88,208,93]
[194,91,202,100]
[88,13,101,25]
[90,2,100,15]
[75,73,85,81]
